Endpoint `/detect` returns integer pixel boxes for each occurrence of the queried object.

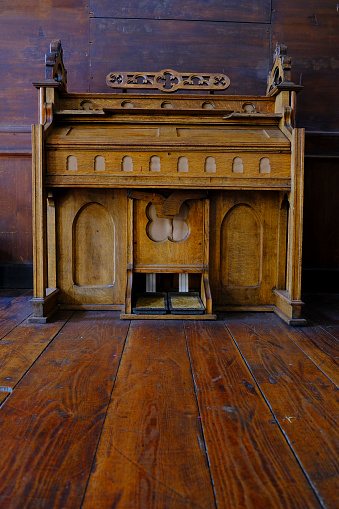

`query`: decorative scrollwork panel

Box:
[106,69,230,93]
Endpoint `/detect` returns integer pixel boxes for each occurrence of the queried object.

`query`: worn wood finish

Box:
[209,190,281,308]
[185,320,321,508]
[275,320,339,387]
[90,0,271,23]
[30,42,303,323]
[56,188,127,307]
[0,311,72,389]
[225,312,339,508]
[0,291,33,338]
[0,311,129,508]
[83,320,215,508]
[0,291,339,507]
[90,19,270,95]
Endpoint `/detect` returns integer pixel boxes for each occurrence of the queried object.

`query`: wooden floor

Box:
[0,291,338,508]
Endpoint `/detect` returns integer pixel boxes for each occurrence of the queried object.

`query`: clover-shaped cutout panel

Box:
[146,203,190,243]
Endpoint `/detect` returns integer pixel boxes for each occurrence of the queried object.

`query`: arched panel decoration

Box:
[205,156,216,173]
[67,155,78,171]
[73,203,115,286]
[121,156,133,172]
[149,155,161,172]
[232,157,243,173]
[177,156,189,172]
[259,157,271,173]
[94,155,105,172]
[220,204,261,287]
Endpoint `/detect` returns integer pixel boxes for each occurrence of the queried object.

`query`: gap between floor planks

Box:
[224,312,339,509]
[0,311,130,508]
[0,294,338,508]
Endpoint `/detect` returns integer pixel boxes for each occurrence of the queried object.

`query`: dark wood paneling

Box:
[0,1,89,127]
[303,158,339,270]
[272,1,339,131]
[0,157,32,264]
[90,19,270,95]
[90,0,271,23]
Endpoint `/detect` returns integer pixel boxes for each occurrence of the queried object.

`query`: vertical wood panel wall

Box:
[0,0,338,289]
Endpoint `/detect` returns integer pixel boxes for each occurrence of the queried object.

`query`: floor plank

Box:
[0,310,72,390]
[303,295,339,341]
[185,320,321,509]
[83,320,215,509]
[224,312,339,509]
[0,311,129,509]
[0,290,33,339]
[275,320,339,387]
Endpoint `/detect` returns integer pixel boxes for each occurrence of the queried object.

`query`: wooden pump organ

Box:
[31,40,305,324]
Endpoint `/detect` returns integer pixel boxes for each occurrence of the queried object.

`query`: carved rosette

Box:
[106,69,230,92]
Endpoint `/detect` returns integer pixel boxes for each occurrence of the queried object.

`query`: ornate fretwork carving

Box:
[266,43,302,96]
[106,69,230,93]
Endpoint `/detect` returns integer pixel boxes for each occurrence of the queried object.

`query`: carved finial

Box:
[266,42,302,96]
[274,42,288,60]
[44,39,67,90]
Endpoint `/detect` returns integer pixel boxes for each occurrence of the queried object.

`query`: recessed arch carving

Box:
[205,156,216,173]
[220,204,262,287]
[94,155,105,172]
[177,156,189,172]
[72,202,115,286]
[259,157,271,173]
[232,157,243,173]
[67,155,77,171]
[121,155,133,172]
[149,155,161,172]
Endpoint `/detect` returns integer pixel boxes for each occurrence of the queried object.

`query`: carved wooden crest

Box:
[267,43,302,96]
[106,69,230,93]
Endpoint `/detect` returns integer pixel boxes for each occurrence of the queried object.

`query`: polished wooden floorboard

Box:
[0,291,338,508]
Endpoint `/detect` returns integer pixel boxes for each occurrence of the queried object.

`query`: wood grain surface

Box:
[0,311,129,508]
[224,312,339,508]
[83,320,215,508]
[89,19,270,95]
[89,0,271,23]
[0,311,72,390]
[0,292,339,507]
[0,158,32,265]
[185,320,320,508]
[272,0,339,131]
[275,320,339,387]
[0,291,33,338]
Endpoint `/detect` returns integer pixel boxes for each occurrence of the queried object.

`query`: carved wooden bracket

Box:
[33,40,67,91]
[266,43,303,96]
[106,69,230,93]
[128,190,208,217]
